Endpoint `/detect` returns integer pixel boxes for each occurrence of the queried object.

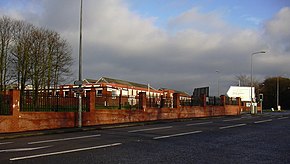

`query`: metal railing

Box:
[95,95,140,110]
[21,89,88,112]
[0,94,11,115]
[225,97,238,105]
[207,96,222,106]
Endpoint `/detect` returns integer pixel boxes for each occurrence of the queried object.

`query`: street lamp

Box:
[277,76,279,111]
[216,70,220,97]
[78,0,83,128]
[250,51,266,114]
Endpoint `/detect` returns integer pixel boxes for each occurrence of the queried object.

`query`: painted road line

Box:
[128,126,173,133]
[219,124,246,129]
[254,119,272,124]
[186,121,213,126]
[223,118,242,122]
[0,142,13,145]
[153,131,202,140]
[277,117,288,120]
[10,143,122,161]
[28,134,101,145]
[0,145,52,153]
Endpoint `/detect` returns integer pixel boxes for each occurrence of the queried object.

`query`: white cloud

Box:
[1,0,289,94]
[167,7,228,33]
[264,7,290,53]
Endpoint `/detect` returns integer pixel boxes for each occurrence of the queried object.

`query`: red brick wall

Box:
[0,90,241,133]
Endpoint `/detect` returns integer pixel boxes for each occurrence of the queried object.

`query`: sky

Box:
[1,0,290,96]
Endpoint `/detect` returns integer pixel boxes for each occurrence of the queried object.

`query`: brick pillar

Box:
[87,89,96,112]
[200,94,206,107]
[173,93,180,109]
[10,89,20,117]
[220,95,226,106]
[139,92,146,110]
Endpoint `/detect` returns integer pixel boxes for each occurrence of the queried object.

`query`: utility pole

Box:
[250,51,266,114]
[78,0,83,128]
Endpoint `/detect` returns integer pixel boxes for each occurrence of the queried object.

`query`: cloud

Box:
[167,7,228,33]
[1,0,289,95]
[264,7,290,53]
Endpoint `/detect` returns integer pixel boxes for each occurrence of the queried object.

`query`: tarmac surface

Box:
[1,110,289,140]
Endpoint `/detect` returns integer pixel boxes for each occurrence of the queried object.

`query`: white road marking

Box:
[241,116,251,119]
[186,121,213,126]
[0,142,13,145]
[0,145,52,153]
[153,131,202,140]
[254,119,272,124]
[28,134,101,145]
[128,126,172,133]
[277,117,288,120]
[219,124,246,129]
[10,143,122,161]
[223,118,242,122]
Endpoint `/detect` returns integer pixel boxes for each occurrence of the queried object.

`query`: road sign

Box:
[227,86,255,102]
[74,80,83,86]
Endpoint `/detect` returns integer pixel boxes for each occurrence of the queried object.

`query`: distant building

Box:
[59,76,191,108]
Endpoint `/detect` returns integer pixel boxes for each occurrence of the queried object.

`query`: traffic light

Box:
[259,94,263,102]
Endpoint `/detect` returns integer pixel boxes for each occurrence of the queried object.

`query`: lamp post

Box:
[277,76,279,111]
[216,70,220,97]
[250,51,266,114]
[78,0,83,128]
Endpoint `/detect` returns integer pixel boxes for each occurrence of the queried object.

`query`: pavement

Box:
[1,110,289,140]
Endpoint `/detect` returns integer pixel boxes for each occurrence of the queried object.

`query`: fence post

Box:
[200,94,206,107]
[220,95,226,106]
[87,89,96,112]
[236,97,241,115]
[139,92,146,110]
[173,93,180,109]
[160,95,165,108]
[118,89,122,109]
[9,89,20,117]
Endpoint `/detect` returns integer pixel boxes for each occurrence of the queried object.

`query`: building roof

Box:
[159,88,190,97]
[84,77,190,96]
[84,77,155,90]
[84,79,98,83]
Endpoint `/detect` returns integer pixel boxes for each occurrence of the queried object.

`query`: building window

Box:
[97,90,102,97]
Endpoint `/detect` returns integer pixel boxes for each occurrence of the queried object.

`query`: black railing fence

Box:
[21,89,88,112]
[95,95,140,110]
[207,96,222,106]
[0,93,11,115]
[15,89,240,112]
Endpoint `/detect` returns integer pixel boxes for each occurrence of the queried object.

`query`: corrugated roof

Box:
[84,79,98,83]
[85,77,154,90]
[159,88,190,96]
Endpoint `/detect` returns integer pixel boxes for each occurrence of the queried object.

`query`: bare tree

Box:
[235,74,260,87]
[8,17,73,91]
[0,16,14,91]
[6,16,74,109]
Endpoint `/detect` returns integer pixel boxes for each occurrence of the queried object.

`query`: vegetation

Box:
[0,16,73,91]
[261,77,290,110]
[235,74,290,110]
[0,16,74,110]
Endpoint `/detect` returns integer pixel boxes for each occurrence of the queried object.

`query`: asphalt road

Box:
[0,112,290,164]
